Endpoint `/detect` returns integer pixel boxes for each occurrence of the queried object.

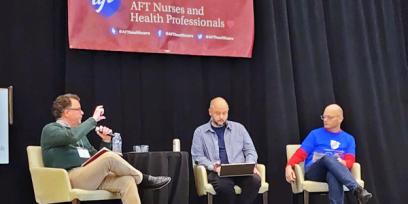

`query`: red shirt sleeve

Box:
[287,148,308,167]
[344,153,355,169]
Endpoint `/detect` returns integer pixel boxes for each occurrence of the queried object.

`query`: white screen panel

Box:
[0,88,9,164]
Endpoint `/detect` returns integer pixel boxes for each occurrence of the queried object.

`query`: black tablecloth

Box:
[123,151,189,204]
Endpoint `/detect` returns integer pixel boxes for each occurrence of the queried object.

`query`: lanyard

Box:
[77,139,85,148]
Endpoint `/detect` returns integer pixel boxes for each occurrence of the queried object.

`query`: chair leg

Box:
[303,191,309,204]
[207,194,213,204]
[72,199,80,204]
[262,192,268,204]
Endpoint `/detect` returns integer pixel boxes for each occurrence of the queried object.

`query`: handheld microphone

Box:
[95,126,114,137]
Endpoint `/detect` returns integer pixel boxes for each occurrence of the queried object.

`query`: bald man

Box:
[191,97,261,204]
[285,104,372,204]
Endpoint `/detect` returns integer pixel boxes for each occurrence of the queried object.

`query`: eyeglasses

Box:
[320,115,337,120]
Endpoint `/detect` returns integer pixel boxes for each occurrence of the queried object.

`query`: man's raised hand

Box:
[92,105,106,122]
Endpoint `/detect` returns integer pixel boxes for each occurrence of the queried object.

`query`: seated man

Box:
[41,93,171,204]
[191,97,261,204]
[285,104,372,204]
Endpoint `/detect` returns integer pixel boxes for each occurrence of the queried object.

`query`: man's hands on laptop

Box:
[253,166,260,175]
[213,162,221,173]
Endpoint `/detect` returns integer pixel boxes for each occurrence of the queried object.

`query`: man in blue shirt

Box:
[285,104,372,204]
[191,97,261,204]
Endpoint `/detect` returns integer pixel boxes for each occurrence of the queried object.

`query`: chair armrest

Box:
[256,164,266,183]
[351,162,361,180]
[193,165,209,196]
[291,164,305,193]
[30,167,73,203]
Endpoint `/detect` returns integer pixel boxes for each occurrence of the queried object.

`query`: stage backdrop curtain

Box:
[1,0,408,203]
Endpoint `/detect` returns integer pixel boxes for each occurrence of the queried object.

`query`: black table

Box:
[123,151,189,204]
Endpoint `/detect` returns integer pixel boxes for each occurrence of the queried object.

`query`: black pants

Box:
[207,172,261,204]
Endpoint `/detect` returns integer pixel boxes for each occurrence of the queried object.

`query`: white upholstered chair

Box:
[286,144,365,204]
[27,146,120,204]
[193,163,269,204]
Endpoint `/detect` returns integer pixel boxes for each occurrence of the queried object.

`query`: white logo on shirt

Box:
[330,140,341,149]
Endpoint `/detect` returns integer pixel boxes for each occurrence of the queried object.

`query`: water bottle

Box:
[173,138,180,152]
[112,133,122,153]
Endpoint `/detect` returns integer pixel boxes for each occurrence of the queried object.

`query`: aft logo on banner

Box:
[91,0,121,17]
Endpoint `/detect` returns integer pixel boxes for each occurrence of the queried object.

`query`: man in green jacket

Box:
[41,93,170,204]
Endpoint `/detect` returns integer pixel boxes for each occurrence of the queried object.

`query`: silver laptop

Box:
[218,163,256,177]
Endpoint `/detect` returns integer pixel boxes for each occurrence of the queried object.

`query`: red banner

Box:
[68,0,254,58]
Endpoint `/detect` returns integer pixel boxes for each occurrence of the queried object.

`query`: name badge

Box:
[77,147,91,158]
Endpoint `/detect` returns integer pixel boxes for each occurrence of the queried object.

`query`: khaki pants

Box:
[69,152,143,204]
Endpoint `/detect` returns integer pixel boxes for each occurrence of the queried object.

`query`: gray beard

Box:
[211,120,226,127]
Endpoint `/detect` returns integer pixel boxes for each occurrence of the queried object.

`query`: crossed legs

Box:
[305,156,359,204]
[69,152,143,204]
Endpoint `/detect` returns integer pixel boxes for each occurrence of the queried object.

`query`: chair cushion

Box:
[71,189,121,201]
[206,185,241,195]
[205,184,217,195]
[205,182,269,195]
[303,179,365,192]
[258,183,269,194]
